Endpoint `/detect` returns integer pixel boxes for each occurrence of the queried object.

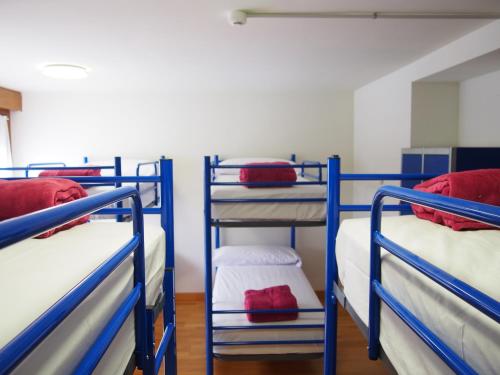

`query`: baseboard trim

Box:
[176,292,204,302]
[176,291,325,303]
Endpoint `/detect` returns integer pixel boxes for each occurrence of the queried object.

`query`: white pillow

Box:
[216,157,294,175]
[213,245,302,267]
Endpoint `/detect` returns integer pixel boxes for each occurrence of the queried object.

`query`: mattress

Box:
[212,265,324,355]
[336,215,500,375]
[0,221,165,374]
[211,175,326,221]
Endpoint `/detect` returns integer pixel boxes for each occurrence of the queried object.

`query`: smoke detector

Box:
[228,10,247,26]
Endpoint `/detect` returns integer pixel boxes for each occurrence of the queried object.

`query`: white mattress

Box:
[336,215,500,375]
[211,175,326,221]
[212,265,324,355]
[0,221,165,374]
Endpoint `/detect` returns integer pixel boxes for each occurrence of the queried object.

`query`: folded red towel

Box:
[240,162,297,188]
[0,178,90,238]
[412,169,500,231]
[39,169,101,177]
[244,285,298,323]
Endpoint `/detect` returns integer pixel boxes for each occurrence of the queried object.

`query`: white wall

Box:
[353,20,500,204]
[354,20,500,174]
[11,90,353,291]
[411,82,459,148]
[459,69,500,146]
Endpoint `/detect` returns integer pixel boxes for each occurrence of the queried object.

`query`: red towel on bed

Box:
[0,178,90,238]
[244,285,298,323]
[239,162,297,188]
[39,168,101,177]
[412,169,500,231]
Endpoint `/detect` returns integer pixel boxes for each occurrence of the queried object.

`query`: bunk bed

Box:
[204,154,328,375]
[18,156,161,221]
[324,155,500,375]
[0,158,176,375]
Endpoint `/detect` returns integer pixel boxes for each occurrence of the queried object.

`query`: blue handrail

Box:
[1,176,161,183]
[0,186,141,248]
[0,165,114,171]
[301,160,324,181]
[0,186,147,374]
[73,284,142,375]
[213,163,327,169]
[25,162,66,177]
[368,185,500,375]
[136,160,160,206]
[0,158,177,375]
[324,155,441,375]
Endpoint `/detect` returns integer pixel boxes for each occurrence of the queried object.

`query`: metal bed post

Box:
[115,156,124,222]
[204,156,214,375]
[155,156,165,206]
[131,191,149,372]
[368,193,382,361]
[324,155,340,375]
[290,153,297,250]
[214,155,221,249]
[214,223,220,248]
[162,158,177,375]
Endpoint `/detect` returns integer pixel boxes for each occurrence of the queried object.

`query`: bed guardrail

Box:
[324,155,439,375]
[1,156,162,220]
[368,186,500,375]
[25,162,67,177]
[0,187,148,375]
[208,156,327,212]
[136,160,160,206]
[301,160,323,181]
[0,158,177,375]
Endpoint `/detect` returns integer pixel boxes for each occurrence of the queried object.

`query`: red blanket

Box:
[412,169,500,231]
[240,162,297,188]
[0,178,90,238]
[244,285,298,323]
[39,168,101,177]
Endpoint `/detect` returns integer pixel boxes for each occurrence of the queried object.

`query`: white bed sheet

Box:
[212,265,324,355]
[211,175,326,221]
[336,215,500,375]
[0,221,165,374]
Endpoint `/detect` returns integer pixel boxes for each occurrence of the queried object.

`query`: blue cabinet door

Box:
[401,153,422,189]
[423,154,450,175]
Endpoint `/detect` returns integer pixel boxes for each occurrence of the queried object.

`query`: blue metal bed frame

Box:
[0,158,177,375]
[368,186,500,375]
[324,155,500,375]
[12,156,161,221]
[204,154,327,375]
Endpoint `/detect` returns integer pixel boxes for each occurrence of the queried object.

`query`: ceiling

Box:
[0,0,499,93]
[420,50,500,82]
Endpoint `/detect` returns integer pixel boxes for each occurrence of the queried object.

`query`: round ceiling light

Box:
[41,64,89,79]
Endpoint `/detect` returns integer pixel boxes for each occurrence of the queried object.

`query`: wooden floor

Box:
[137,295,389,375]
